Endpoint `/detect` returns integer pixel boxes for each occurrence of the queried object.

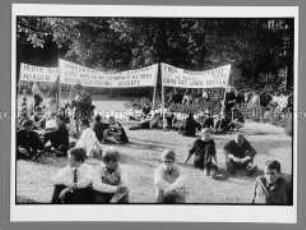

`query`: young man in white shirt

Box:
[154,149,187,203]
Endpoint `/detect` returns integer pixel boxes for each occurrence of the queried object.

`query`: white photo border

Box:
[11,4,299,223]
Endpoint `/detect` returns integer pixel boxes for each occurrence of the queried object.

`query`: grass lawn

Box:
[16,118,293,204]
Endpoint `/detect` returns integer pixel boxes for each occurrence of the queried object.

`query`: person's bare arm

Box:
[154,167,170,191]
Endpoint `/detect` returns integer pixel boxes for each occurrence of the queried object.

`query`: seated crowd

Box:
[17,88,292,205]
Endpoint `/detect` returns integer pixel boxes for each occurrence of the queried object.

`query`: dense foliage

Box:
[16,17,294,96]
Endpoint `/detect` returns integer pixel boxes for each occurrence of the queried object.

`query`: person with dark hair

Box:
[16,120,44,161]
[223,133,257,176]
[70,84,94,136]
[224,87,236,111]
[92,149,129,203]
[32,82,43,109]
[93,114,108,142]
[179,112,201,137]
[43,116,70,157]
[251,160,292,204]
[154,150,187,203]
[185,128,218,176]
[142,102,152,119]
[259,89,273,122]
[102,116,129,144]
[31,106,46,130]
[234,89,244,110]
[76,119,102,157]
[51,147,94,204]
[182,90,193,106]
[57,107,70,125]
[199,109,214,130]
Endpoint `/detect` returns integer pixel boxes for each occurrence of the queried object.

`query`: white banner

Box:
[161,63,231,88]
[59,59,158,88]
[19,63,59,83]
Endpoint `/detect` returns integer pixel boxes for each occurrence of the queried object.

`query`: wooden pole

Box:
[57,74,61,110]
[152,63,159,110]
[161,64,165,118]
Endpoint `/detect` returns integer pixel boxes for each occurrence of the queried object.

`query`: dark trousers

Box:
[51,184,94,204]
[92,190,129,204]
[226,158,251,175]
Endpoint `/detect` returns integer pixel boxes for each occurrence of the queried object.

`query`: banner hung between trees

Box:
[19,63,59,83]
[161,63,231,89]
[59,59,158,88]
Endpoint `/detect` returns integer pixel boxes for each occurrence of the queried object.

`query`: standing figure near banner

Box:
[32,82,43,111]
[70,84,94,137]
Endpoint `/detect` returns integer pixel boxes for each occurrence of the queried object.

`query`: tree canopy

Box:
[16,17,294,93]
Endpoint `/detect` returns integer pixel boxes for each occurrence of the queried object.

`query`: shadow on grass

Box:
[16,195,46,204]
[120,153,158,169]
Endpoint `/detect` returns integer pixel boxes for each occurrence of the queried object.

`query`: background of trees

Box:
[16,17,294,97]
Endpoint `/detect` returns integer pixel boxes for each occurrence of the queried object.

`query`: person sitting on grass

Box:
[102,116,129,144]
[142,102,152,119]
[251,160,292,205]
[223,133,257,176]
[16,119,44,161]
[51,147,94,204]
[43,115,70,157]
[76,119,102,157]
[92,149,129,203]
[199,109,214,130]
[154,149,187,203]
[31,106,47,130]
[178,112,201,137]
[185,128,218,176]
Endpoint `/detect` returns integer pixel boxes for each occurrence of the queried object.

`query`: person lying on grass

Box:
[251,160,292,205]
[185,128,218,176]
[102,116,129,144]
[154,149,187,204]
[223,133,258,176]
[93,149,129,203]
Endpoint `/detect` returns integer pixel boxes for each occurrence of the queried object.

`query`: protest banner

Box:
[59,59,158,88]
[19,63,59,83]
[161,63,231,89]
[160,63,231,116]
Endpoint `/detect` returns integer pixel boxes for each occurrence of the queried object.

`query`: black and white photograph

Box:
[11,4,298,222]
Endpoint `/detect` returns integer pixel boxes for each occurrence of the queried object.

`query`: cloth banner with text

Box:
[19,63,60,95]
[59,59,158,88]
[161,63,231,89]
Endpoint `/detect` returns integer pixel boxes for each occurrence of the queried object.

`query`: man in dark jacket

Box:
[179,112,201,137]
[43,116,70,157]
[223,133,257,175]
[16,120,44,160]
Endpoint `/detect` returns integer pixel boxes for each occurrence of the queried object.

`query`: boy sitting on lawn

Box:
[223,133,258,176]
[51,147,94,204]
[251,160,292,205]
[93,149,129,203]
[154,149,187,203]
